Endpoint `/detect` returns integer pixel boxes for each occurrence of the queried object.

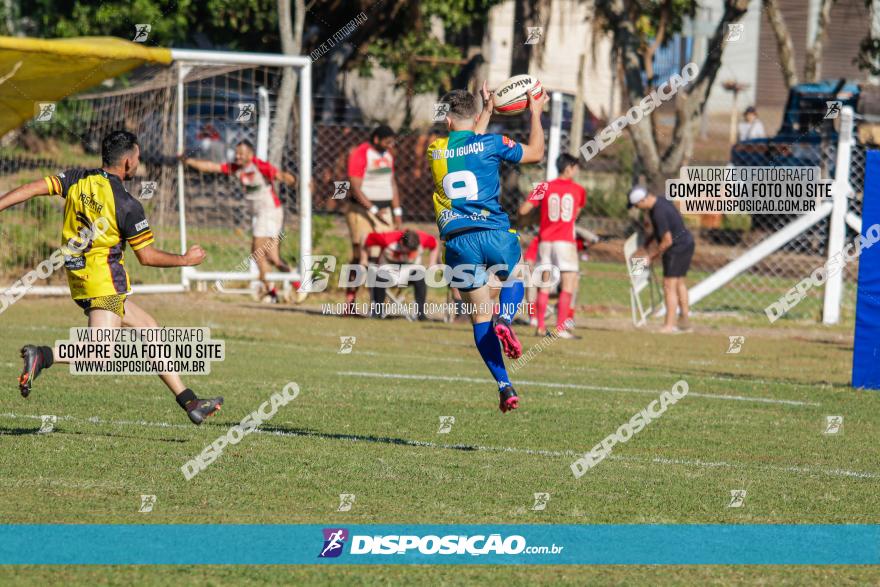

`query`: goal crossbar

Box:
[171,49,312,290]
[7,48,312,298]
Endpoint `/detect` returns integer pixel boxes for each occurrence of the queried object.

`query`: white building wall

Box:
[700,0,763,113]
[485,0,618,118]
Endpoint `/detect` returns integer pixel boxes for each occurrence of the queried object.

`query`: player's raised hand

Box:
[183,245,207,266]
[480,81,495,112]
[528,90,548,116]
[475,81,495,134]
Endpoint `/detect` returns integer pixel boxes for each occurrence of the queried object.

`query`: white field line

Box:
[1,412,875,481]
[4,324,842,391]
[337,371,821,407]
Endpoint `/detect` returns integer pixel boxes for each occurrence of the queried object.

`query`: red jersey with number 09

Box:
[536,178,585,242]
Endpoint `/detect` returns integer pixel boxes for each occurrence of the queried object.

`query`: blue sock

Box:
[498,280,524,323]
[473,321,510,388]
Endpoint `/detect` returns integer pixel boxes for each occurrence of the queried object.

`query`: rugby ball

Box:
[493,75,544,116]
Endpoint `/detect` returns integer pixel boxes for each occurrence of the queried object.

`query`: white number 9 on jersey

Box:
[443,170,479,200]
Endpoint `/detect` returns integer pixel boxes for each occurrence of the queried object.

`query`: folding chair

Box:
[623,232,660,327]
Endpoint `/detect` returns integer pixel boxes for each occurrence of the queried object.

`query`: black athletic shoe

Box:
[18,345,47,398]
[499,385,519,413]
[187,397,223,425]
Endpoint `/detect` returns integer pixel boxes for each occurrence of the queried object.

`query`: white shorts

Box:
[537,240,579,273]
[252,205,284,238]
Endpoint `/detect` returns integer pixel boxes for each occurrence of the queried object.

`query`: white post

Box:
[167,49,312,284]
[169,49,310,67]
[298,61,313,279]
[546,91,563,180]
[176,63,191,288]
[822,105,854,324]
[256,86,270,159]
[871,0,880,85]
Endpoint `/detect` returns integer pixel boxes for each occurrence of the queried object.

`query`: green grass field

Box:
[0,293,878,585]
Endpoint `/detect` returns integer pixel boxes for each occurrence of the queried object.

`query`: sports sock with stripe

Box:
[557,291,572,330]
[498,279,524,323]
[472,321,510,387]
[536,291,550,331]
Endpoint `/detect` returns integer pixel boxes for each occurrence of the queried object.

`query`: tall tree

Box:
[762,0,836,88]
[595,0,750,186]
[269,0,304,171]
[361,0,503,128]
[856,0,880,76]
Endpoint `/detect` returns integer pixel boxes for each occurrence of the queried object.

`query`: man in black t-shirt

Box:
[629,186,695,333]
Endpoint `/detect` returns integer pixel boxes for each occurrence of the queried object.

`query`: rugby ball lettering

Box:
[493,75,544,116]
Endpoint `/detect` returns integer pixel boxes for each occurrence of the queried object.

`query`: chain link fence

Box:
[1,78,867,322]
[310,114,863,322]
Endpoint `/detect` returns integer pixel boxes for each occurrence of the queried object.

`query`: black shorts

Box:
[662,242,695,278]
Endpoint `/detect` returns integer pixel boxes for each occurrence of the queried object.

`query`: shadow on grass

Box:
[0,426,187,443]
[253,423,479,452]
[0,426,41,435]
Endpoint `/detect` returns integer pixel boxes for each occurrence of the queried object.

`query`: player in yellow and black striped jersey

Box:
[0,130,223,425]
[44,166,156,306]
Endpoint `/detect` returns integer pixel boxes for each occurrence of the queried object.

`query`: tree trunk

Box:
[804,0,833,82]
[531,0,553,69]
[510,0,534,75]
[762,0,799,89]
[596,0,750,188]
[269,0,305,171]
[660,0,750,179]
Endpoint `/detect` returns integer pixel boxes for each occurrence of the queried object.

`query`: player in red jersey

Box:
[361,229,439,320]
[518,154,585,338]
[183,140,297,302]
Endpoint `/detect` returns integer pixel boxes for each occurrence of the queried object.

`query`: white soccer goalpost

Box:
[2,49,312,299]
[171,49,312,293]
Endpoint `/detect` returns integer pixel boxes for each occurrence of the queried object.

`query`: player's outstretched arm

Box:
[474,81,494,135]
[427,243,440,267]
[181,157,223,174]
[135,244,206,268]
[519,92,548,164]
[278,170,297,187]
[0,179,51,212]
[518,201,535,217]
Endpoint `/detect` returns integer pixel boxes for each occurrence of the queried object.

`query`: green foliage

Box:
[584,184,631,220]
[421,0,505,32]
[28,101,93,142]
[633,0,697,41]
[28,0,193,44]
[362,33,461,95]
[16,0,502,57]
[358,0,504,126]
[721,212,752,232]
[0,198,61,273]
[20,0,280,51]
[581,141,636,220]
[310,212,335,250]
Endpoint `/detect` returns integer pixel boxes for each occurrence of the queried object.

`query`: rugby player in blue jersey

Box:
[427,83,547,412]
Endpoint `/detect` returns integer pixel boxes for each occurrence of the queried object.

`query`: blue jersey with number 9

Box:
[427,130,523,238]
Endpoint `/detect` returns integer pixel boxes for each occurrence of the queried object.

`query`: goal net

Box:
[0,49,312,299]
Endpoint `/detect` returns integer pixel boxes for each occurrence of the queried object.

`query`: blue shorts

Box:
[444,228,522,291]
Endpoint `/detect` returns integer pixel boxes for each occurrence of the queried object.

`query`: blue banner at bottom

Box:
[0,525,877,565]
